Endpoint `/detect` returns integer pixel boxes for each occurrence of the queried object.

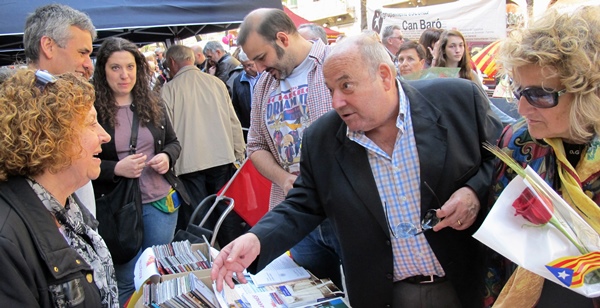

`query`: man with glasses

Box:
[24,3,97,215]
[211,34,502,307]
[382,24,404,73]
[203,41,241,86]
[154,47,168,77]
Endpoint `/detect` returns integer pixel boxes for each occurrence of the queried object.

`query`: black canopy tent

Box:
[0,0,283,66]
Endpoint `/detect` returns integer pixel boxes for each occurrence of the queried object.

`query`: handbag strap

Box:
[129,104,140,155]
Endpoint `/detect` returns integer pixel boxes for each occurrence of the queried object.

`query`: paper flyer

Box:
[133,247,160,291]
[249,254,310,287]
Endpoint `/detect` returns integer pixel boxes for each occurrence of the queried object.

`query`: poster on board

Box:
[368,0,506,43]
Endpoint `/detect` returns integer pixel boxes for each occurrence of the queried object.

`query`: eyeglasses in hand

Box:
[389,208,441,239]
[385,182,442,239]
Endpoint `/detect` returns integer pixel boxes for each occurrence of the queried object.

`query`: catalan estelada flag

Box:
[545,251,600,288]
[472,40,501,78]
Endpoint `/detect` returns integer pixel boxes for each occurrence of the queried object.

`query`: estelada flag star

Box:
[545,251,600,288]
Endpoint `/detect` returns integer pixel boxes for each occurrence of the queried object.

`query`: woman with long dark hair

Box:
[433,29,515,124]
[92,37,188,305]
[418,27,442,68]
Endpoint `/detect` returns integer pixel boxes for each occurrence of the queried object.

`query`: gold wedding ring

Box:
[457,219,462,226]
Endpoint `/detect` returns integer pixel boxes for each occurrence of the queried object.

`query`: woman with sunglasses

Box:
[0,70,116,306]
[92,37,188,306]
[490,6,600,307]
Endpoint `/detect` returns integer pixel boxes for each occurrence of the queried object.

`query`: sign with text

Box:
[368,0,506,43]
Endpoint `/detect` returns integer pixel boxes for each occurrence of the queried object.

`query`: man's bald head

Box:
[237,8,298,47]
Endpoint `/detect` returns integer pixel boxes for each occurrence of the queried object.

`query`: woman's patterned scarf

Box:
[495,136,600,307]
[27,179,119,307]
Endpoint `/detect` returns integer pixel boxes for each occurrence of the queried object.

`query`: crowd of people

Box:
[0,2,599,308]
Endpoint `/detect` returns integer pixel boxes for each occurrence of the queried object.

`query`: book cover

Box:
[274,279,344,308]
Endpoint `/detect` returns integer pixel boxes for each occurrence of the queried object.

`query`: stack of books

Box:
[141,272,218,308]
[218,276,348,308]
[133,241,212,298]
[134,247,349,308]
[153,240,211,274]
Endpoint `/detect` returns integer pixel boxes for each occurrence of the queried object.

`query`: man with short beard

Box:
[236,8,343,289]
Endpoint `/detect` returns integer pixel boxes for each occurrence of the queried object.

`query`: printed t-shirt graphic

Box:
[265,56,315,175]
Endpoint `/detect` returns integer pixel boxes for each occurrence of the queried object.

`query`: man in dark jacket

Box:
[230,49,260,142]
[203,40,241,86]
[211,33,502,308]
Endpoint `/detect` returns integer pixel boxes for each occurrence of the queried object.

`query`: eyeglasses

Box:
[388,208,441,239]
[385,182,442,239]
[513,86,567,109]
[34,70,57,92]
[390,36,403,41]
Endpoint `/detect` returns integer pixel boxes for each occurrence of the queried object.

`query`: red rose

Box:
[513,187,554,225]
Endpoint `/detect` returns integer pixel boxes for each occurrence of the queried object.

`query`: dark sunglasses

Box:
[34,70,57,92]
[513,86,567,109]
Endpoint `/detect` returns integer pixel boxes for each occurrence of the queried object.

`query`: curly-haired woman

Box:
[492,6,600,307]
[0,69,116,307]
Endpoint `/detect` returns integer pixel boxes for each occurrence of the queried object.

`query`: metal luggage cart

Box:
[174,194,234,248]
[173,159,270,248]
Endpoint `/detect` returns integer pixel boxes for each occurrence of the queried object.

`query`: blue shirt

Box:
[240,71,261,99]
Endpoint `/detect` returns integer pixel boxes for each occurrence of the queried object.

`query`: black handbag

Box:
[96,109,144,264]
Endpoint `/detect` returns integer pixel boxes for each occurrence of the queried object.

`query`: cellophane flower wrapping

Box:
[474,166,600,297]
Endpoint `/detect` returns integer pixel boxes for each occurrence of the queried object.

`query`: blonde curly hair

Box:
[499,6,600,143]
[0,70,94,181]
